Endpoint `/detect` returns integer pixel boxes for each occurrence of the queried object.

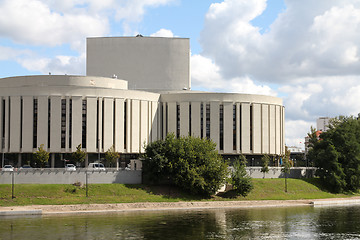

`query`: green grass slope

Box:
[0,178,356,207]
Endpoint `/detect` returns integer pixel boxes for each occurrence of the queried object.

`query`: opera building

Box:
[0,36,285,167]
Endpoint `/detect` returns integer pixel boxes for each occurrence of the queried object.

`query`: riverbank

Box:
[2,197,360,216]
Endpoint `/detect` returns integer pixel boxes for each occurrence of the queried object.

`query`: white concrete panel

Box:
[37,96,48,150]
[50,96,61,152]
[126,100,131,152]
[223,102,233,154]
[269,105,276,154]
[210,101,220,151]
[236,103,240,153]
[151,101,158,142]
[114,98,124,153]
[191,102,201,137]
[180,102,189,136]
[262,105,269,154]
[167,102,177,135]
[131,99,140,153]
[71,96,82,152]
[140,100,148,152]
[162,103,167,139]
[241,103,250,154]
[9,96,21,152]
[252,104,261,154]
[275,105,281,155]
[103,98,114,151]
[86,97,97,153]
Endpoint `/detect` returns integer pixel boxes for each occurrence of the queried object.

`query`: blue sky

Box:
[1,0,360,148]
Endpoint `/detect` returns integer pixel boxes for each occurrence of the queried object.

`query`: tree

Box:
[230,155,254,197]
[260,154,270,178]
[308,116,360,192]
[105,144,119,167]
[143,134,229,196]
[33,144,49,168]
[72,144,86,165]
[281,146,291,192]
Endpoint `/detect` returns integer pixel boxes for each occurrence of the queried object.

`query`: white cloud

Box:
[0,46,32,61]
[150,29,174,38]
[0,0,109,50]
[191,54,275,95]
[285,119,314,148]
[18,54,86,75]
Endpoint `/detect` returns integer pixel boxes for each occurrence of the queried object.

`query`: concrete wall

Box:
[0,169,142,184]
[245,167,316,179]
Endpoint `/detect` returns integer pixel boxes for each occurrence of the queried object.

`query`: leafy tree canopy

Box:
[33,144,49,168]
[105,144,120,167]
[72,144,86,164]
[143,134,229,197]
[230,155,254,197]
[308,116,360,193]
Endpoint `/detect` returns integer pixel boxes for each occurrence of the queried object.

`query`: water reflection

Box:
[1,205,360,239]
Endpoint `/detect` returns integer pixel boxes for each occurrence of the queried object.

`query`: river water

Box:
[1,205,360,239]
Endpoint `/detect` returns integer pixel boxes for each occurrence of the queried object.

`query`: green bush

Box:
[143,134,229,197]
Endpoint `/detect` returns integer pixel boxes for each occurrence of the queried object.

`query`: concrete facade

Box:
[87,37,190,92]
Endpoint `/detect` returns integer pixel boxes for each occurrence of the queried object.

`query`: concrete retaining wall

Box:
[0,169,142,184]
[0,167,315,185]
[246,167,316,179]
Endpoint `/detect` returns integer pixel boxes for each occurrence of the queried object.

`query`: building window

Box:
[239,104,242,151]
[250,105,253,151]
[20,98,23,149]
[124,100,127,150]
[206,103,210,139]
[2,99,5,144]
[102,99,104,149]
[161,103,163,140]
[48,98,51,148]
[200,103,203,139]
[166,103,168,136]
[233,104,236,151]
[69,99,72,149]
[96,99,99,149]
[189,104,191,136]
[33,98,38,148]
[82,99,87,148]
[219,104,224,151]
[176,104,180,138]
[61,99,66,148]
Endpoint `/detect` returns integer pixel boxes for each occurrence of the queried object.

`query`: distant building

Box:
[316,117,330,132]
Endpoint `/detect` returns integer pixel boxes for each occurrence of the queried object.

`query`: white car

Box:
[2,165,14,172]
[65,164,76,171]
[88,163,106,171]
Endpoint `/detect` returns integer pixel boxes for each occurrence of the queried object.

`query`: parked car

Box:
[20,165,32,170]
[65,164,76,171]
[2,165,14,172]
[88,163,106,171]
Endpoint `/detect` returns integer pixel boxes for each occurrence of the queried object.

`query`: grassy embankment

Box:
[0,178,357,207]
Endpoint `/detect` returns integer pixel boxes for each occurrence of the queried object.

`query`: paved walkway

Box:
[1,197,360,216]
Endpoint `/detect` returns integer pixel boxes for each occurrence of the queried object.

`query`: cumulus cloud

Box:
[0,0,109,50]
[18,54,86,75]
[200,0,360,82]
[150,29,175,38]
[191,54,275,95]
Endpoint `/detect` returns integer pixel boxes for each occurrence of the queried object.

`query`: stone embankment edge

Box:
[1,197,360,216]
